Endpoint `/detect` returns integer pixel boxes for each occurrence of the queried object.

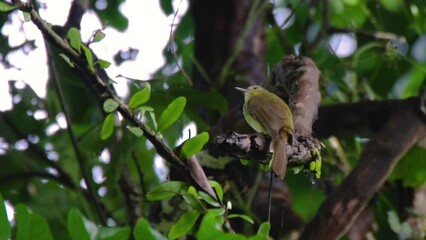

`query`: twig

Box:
[46,42,105,224]
[0,113,75,189]
[168,0,192,85]
[0,171,76,189]
[119,166,141,229]
[131,150,147,198]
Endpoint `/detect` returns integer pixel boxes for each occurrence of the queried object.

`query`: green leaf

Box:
[15,205,53,240]
[196,210,224,239]
[28,213,53,240]
[129,87,151,108]
[96,226,131,240]
[209,180,223,202]
[67,27,81,53]
[127,126,143,137]
[0,2,16,11]
[103,98,119,113]
[92,30,106,43]
[67,209,90,240]
[96,59,111,69]
[15,204,30,240]
[146,181,186,201]
[0,194,10,240]
[399,222,413,239]
[159,0,173,15]
[387,211,401,233]
[81,44,95,72]
[256,222,271,237]
[227,214,254,224]
[23,12,31,22]
[134,218,166,240]
[180,132,209,159]
[181,192,205,212]
[59,53,74,67]
[390,147,426,187]
[168,210,200,240]
[198,191,220,207]
[101,113,115,140]
[157,96,186,132]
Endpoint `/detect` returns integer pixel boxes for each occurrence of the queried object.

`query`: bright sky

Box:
[0,0,188,110]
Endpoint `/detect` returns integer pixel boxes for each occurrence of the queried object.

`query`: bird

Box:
[236,85,293,179]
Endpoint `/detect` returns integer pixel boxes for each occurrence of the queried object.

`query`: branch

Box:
[0,113,75,189]
[0,171,76,189]
[299,101,426,239]
[12,0,204,192]
[313,97,424,138]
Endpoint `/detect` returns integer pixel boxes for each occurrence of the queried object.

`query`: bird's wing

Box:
[248,94,287,139]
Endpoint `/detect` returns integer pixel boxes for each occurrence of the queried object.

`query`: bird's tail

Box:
[271,135,288,179]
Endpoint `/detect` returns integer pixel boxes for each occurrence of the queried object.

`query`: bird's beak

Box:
[235,87,247,93]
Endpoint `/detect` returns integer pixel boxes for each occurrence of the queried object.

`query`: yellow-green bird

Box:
[236,85,294,179]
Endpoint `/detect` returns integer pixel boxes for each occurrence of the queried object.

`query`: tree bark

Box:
[300,100,426,239]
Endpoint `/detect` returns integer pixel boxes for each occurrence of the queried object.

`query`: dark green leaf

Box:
[96,59,111,69]
[127,126,143,137]
[0,194,10,240]
[67,209,90,240]
[101,113,115,140]
[81,44,95,72]
[129,87,151,108]
[227,214,254,224]
[134,218,166,240]
[28,213,53,240]
[181,192,205,212]
[15,204,30,240]
[96,226,130,240]
[92,30,106,43]
[159,0,173,15]
[103,98,119,113]
[0,2,16,11]
[67,27,81,53]
[168,210,200,239]
[95,0,128,31]
[390,147,426,187]
[146,181,186,201]
[180,132,209,159]
[157,96,186,132]
[15,205,53,240]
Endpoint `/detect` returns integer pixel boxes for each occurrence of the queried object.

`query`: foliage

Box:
[0,0,425,239]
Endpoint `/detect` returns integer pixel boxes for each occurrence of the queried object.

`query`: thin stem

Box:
[131,150,147,198]
[46,43,105,224]
[267,171,273,223]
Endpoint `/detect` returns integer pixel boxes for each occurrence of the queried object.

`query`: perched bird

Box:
[236,85,293,179]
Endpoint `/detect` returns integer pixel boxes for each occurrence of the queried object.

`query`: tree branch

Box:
[0,113,75,189]
[12,0,207,193]
[313,97,424,138]
[300,101,426,239]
